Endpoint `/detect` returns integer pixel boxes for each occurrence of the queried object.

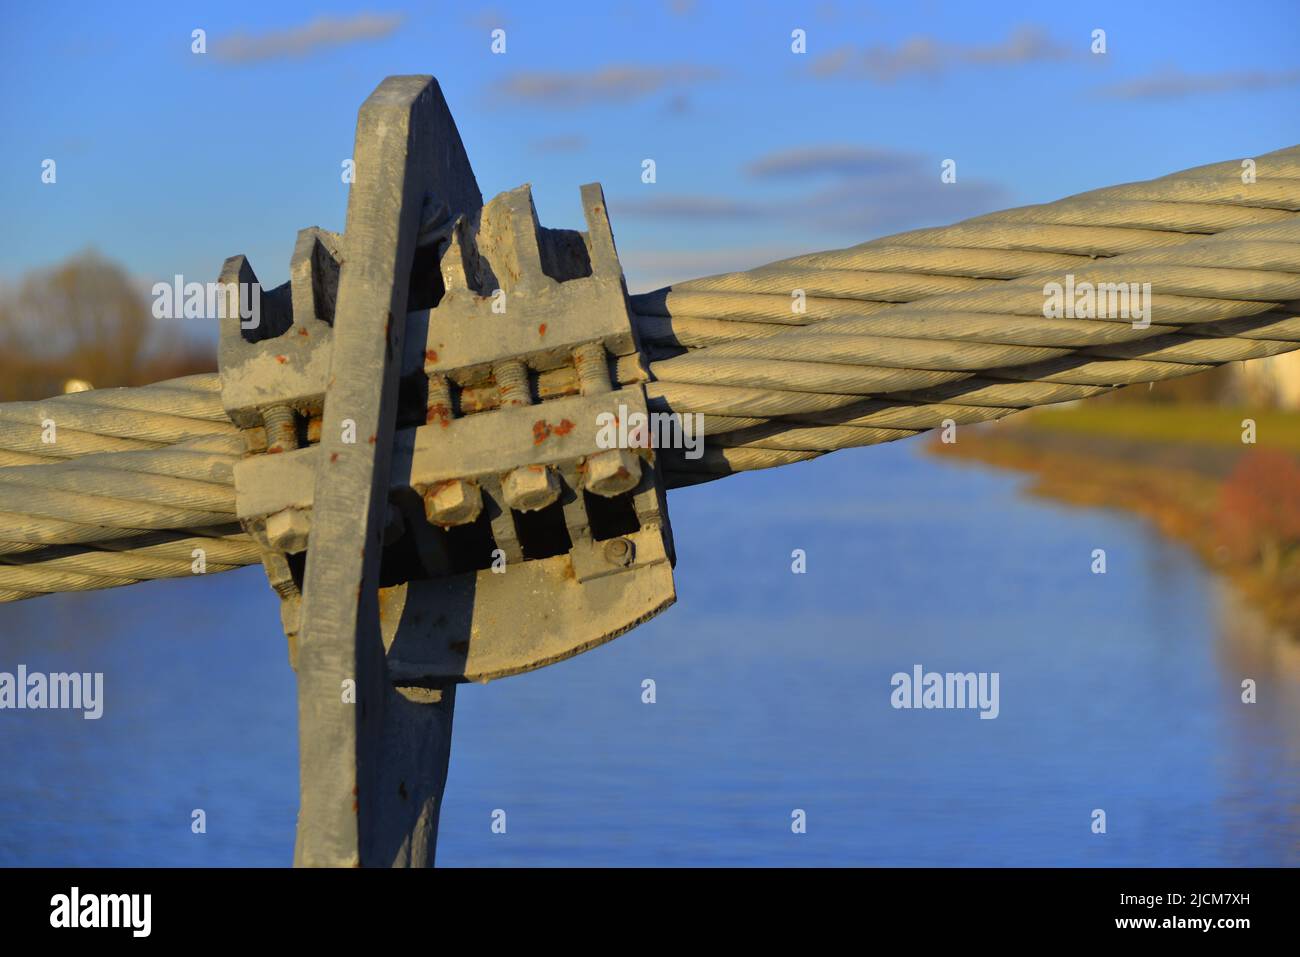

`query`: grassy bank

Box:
[928,402,1300,639]
[1018,403,1300,453]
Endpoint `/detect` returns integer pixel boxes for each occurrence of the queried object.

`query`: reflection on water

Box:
[0,440,1296,866]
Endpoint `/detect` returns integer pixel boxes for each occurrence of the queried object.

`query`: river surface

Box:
[1,439,1297,866]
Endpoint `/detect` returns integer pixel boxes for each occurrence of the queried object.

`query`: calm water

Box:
[1,439,1297,866]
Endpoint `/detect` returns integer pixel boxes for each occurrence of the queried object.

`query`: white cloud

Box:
[213,13,404,64]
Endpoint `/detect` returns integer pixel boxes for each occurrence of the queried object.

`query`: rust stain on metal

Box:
[532,417,577,445]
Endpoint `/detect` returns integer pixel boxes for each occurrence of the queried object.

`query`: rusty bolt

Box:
[573,341,611,395]
[502,464,560,512]
[493,359,531,408]
[265,507,311,554]
[423,480,483,527]
[585,448,641,497]
[426,372,453,427]
[603,537,634,567]
[263,405,298,454]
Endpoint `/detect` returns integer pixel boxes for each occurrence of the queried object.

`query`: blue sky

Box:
[3,0,1298,310]
[2,1,1298,867]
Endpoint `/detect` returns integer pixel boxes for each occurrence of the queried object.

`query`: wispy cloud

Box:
[530,134,588,154]
[746,145,915,179]
[212,13,404,64]
[611,144,1008,236]
[1093,66,1300,100]
[614,195,767,221]
[796,173,1008,233]
[465,9,510,31]
[811,25,1081,82]
[491,64,719,106]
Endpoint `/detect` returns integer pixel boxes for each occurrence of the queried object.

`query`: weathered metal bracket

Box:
[216,75,676,865]
[216,226,341,646]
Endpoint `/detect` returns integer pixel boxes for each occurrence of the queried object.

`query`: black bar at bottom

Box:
[0,867,1283,941]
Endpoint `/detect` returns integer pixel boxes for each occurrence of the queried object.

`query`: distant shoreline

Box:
[926,403,1300,641]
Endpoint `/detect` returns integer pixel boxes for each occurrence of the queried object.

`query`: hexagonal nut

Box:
[584,448,642,497]
[265,507,312,554]
[502,465,560,512]
[603,536,634,567]
[423,480,483,527]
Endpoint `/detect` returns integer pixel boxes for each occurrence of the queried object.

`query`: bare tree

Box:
[0,250,214,401]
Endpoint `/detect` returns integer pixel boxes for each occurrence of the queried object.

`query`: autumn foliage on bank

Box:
[1216,449,1300,578]
[0,251,215,401]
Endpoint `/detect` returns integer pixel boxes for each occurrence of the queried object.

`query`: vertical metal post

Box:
[292,76,481,866]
